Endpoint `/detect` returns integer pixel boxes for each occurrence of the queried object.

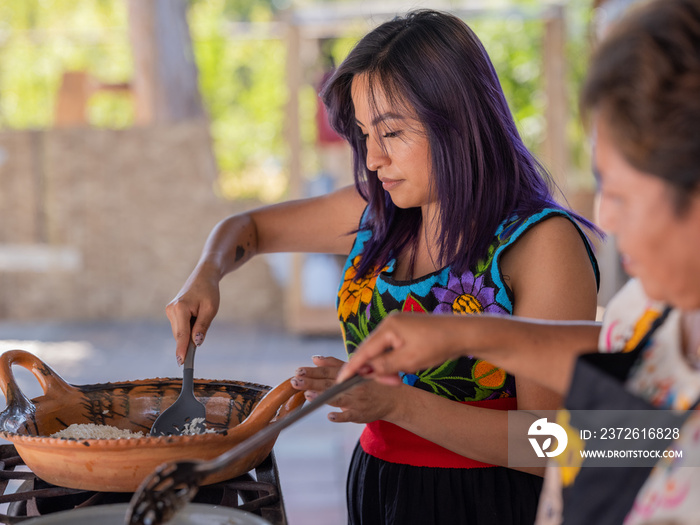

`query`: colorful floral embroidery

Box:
[473,360,507,389]
[338,255,380,322]
[434,272,503,315]
[402,294,427,313]
[337,208,590,404]
[343,282,386,351]
[474,241,497,277]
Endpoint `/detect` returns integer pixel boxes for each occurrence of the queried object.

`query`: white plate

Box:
[23,502,273,524]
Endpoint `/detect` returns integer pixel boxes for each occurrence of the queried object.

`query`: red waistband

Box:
[360,397,517,469]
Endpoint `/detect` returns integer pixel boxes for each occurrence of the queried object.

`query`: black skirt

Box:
[347,442,543,525]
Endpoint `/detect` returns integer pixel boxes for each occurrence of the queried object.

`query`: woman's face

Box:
[595,118,700,309]
[351,74,435,212]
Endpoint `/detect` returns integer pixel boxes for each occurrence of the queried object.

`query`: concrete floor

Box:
[0,319,363,525]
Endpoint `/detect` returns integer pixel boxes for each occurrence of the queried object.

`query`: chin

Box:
[640,278,700,310]
[637,277,668,303]
[387,196,417,210]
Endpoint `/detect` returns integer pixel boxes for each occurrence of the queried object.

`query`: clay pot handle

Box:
[242,378,304,430]
[0,350,76,433]
[274,386,306,423]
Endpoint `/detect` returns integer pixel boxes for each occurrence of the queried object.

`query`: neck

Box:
[420,204,441,256]
[680,309,700,369]
[394,209,441,281]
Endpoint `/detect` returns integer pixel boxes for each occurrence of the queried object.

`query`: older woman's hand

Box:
[336,313,464,385]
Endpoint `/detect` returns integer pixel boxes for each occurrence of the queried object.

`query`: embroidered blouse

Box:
[337,207,598,404]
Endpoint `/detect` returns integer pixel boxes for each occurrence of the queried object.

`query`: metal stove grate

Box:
[0,444,286,524]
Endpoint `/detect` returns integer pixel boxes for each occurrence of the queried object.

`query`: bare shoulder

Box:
[508,215,591,257]
[501,214,598,320]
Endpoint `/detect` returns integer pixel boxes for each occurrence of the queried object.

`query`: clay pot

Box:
[0,349,305,492]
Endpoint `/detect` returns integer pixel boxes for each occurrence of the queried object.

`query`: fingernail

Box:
[290,378,300,388]
[312,355,326,360]
[194,333,204,346]
[295,368,306,376]
[328,413,336,421]
[176,355,183,366]
[359,364,374,375]
[305,390,318,400]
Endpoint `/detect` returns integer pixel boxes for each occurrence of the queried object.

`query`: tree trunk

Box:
[127,0,206,125]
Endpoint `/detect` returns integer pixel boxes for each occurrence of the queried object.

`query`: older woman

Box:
[339,0,700,523]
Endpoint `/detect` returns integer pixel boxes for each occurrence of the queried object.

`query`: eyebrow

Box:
[355,112,406,127]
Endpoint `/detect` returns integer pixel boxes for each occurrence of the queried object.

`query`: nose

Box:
[365,137,390,172]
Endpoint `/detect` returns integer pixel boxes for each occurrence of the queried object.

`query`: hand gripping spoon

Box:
[150,337,206,437]
[126,374,367,525]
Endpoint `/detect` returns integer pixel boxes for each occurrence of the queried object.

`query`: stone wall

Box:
[0,121,283,324]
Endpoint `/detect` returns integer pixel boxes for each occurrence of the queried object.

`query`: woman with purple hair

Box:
[167,10,600,524]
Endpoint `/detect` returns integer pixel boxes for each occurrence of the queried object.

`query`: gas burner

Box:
[0,445,286,524]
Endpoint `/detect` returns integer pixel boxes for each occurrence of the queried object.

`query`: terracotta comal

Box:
[0,349,305,492]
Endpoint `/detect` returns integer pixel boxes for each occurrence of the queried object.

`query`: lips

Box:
[379,178,402,191]
[620,253,635,275]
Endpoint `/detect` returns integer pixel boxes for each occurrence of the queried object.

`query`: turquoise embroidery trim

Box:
[340,207,596,313]
[375,267,451,302]
[490,208,571,312]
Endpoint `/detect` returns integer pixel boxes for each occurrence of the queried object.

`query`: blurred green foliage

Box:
[188,0,290,201]
[0,0,132,129]
[0,0,595,201]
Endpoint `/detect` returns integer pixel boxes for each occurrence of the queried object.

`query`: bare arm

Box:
[337,314,601,393]
[167,185,366,363]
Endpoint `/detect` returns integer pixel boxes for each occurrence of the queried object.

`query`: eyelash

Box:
[360,130,401,140]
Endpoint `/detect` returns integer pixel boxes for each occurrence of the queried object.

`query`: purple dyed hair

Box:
[322,9,599,279]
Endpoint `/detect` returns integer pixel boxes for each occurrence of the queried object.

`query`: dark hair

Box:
[323,9,598,278]
[582,0,700,213]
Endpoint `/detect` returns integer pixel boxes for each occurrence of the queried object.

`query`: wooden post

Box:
[285,21,303,201]
[283,18,304,332]
[542,4,569,194]
[126,0,205,125]
[282,17,340,335]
